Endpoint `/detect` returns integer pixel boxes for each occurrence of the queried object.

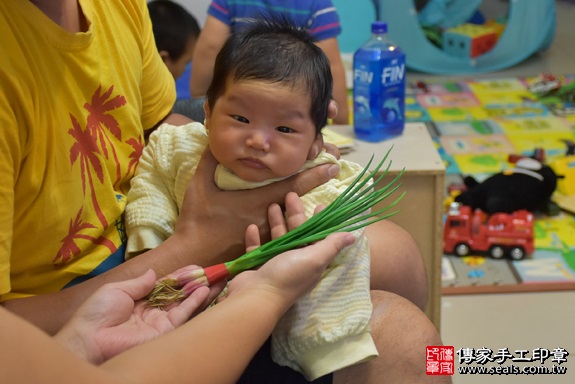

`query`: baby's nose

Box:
[246,132,270,152]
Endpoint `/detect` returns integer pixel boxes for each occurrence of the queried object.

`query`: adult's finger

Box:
[328,99,339,120]
[323,141,341,159]
[166,286,210,325]
[245,193,307,250]
[268,202,288,240]
[244,224,261,253]
[283,192,307,231]
[261,163,340,205]
[113,269,158,301]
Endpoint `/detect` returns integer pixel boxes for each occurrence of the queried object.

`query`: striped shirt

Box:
[208,0,342,41]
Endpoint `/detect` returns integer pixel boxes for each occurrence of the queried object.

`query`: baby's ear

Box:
[203,100,211,128]
[307,134,324,160]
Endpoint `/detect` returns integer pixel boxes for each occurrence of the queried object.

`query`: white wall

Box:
[172,0,211,26]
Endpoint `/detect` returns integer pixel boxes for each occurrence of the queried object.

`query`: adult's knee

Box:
[366,220,428,310]
[334,291,450,384]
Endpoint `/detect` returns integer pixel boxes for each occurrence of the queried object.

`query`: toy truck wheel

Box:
[489,245,505,259]
[509,247,526,260]
[454,243,470,256]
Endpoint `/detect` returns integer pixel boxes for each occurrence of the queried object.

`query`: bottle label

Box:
[353,54,406,140]
[382,61,405,85]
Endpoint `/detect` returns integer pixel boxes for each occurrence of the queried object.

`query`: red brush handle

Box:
[204,264,230,285]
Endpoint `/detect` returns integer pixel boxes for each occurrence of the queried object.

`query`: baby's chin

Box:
[233,169,281,182]
[227,165,290,183]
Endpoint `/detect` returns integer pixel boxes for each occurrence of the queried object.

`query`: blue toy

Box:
[375,0,556,74]
[417,0,483,29]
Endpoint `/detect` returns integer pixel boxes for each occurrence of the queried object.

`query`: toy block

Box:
[484,19,506,39]
[443,23,498,58]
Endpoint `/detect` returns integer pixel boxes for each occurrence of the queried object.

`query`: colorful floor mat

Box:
[405,75,575,294]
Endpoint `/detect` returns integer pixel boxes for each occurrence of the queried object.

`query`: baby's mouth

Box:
[239,157,267,169]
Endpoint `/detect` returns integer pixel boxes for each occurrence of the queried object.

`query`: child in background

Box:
[126,18,376,381]
[148,0,200,97]
[190,0,350,125]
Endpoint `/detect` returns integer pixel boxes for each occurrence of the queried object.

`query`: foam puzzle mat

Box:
[405,75,575,294]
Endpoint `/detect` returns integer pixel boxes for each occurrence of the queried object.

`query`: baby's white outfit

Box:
[126,122,378,380]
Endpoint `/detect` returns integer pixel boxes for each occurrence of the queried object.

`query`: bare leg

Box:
[333,291,451,384]
[366,220,428,310]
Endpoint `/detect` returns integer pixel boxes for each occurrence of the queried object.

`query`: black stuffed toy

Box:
[455,156,558,215]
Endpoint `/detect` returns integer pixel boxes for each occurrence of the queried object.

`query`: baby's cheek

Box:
[275,157,307,178]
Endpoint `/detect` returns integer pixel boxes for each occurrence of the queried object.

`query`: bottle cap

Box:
[371,21,387,34]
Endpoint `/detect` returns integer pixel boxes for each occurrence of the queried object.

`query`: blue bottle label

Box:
[353,54,406,141]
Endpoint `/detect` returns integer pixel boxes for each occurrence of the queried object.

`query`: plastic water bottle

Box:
[353,21,406,142]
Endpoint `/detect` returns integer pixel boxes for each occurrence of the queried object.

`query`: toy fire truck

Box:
[443,203,534,260]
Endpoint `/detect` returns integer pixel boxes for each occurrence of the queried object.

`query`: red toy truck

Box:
[443,203,535,260]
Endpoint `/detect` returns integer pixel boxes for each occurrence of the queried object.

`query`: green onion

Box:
[147,148,404,307]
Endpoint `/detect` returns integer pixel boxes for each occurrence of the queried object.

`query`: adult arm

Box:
[53,269,217,364]
[2,151,340,334]
[0,232,354,384]
[56,191,308,365]
[190,15,230,98]
[316,37,349,124]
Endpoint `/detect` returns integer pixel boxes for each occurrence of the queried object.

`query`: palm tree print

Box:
[58,84,136,267]
[125,136,144,180]
[54,208,117,265]
[84,85,127,187]
[69,114,108,228]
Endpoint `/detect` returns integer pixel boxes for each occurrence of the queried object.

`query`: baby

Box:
[126,17,376,381]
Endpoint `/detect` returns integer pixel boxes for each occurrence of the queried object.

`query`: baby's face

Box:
[205,79,321,182]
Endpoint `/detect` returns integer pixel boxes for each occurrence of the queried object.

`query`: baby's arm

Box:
[125,128,180,258]
[270,161,376,379]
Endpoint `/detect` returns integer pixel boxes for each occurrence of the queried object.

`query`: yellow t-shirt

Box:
[0,0,175,299]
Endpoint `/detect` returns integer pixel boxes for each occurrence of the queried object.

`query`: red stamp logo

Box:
[427,346,455,375]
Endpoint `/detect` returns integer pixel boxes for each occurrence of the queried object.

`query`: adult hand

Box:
[225,231,355,310]
[225,192,339,304]
[252,231,354,303]
[54,270,214,364]
[173,149,340,265]
[243,191,314,250]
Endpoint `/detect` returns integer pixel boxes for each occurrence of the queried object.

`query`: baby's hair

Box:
[148,0,200,61]
[206,16,333,133]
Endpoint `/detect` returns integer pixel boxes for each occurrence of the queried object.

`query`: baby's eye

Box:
[233,115,249,123]
[276,126,294,133]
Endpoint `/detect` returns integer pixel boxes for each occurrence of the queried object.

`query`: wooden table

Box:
[334,123,446,329]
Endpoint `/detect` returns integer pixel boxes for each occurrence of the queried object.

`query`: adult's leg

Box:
[366,220,428,310]
[333,291,451,384]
